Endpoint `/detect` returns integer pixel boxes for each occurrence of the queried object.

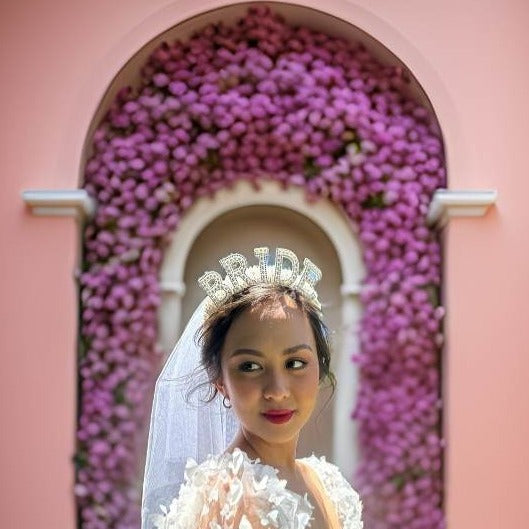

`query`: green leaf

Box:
[342,128,362,152]
[204,149,220,170]
[361,191,386,209]
[78,336,91,361]
[303,157,320,179]
[422,283,440,306]
[390,473,406,491]
[72,450,88,470]
[113,382,127,405]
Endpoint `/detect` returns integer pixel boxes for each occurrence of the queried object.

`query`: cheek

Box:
[294,366,320,400]
[223,371,260,402]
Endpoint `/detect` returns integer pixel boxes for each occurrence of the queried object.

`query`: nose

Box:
[262,369,290,401]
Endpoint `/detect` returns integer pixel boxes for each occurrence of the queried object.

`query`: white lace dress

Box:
[150,447,363,529]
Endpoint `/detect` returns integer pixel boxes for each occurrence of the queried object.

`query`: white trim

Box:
[159,178,365,475]
[21,189,96,221]
[341,283,363,297]
[159,281,186,296]
[427,189,498,227]
[159,180,364,293]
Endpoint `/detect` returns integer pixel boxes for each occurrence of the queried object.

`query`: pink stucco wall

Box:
[1,1,528,528]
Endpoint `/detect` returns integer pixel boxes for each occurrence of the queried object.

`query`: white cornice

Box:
[427,189,498,227]
[21,187,498,229]
[21,189,96,221]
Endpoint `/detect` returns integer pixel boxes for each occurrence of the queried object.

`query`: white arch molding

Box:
[159,179,365,476]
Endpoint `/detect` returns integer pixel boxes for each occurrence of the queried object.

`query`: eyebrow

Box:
[229,344,314,358]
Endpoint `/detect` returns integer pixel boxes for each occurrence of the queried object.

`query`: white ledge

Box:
[21,189,96,220]
[427,189,498,227]
[159,281,186,297]
[341,283,362,297]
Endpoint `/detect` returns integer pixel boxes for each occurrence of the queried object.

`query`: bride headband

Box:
[198,246,323,314]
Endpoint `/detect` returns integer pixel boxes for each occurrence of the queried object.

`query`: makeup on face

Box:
[261,409,295,424]
[219,297,321,444]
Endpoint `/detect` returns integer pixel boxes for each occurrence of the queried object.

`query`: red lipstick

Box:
[261,409,295,424]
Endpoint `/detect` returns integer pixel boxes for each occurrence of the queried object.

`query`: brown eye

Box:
[238,361,261,372]
[286,359,307,370]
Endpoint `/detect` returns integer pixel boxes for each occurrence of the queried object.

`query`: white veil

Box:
[141,297,239,529]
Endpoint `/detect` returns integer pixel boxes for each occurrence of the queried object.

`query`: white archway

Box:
[159,178,365,475]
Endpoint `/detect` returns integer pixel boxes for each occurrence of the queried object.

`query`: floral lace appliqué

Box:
[151,448,313,529]
[151,448,362,529]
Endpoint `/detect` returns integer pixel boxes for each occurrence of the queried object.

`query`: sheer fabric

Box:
[141,298,239,526]
[147,448,363,529]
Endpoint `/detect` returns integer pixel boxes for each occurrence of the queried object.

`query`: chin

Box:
[257,429,300,445]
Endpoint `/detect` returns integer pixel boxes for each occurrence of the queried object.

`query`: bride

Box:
[141,247,363,529]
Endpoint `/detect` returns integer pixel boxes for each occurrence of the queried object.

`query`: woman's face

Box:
[217,295,320,446]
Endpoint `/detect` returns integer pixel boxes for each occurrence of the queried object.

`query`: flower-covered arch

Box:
[77,6,446,529]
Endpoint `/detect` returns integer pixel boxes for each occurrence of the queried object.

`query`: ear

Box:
[214,378,226,397]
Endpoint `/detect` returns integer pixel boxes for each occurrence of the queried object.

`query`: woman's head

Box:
[195,283,336,443]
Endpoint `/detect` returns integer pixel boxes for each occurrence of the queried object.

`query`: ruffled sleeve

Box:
[150,448,314,529]
[299,455,363,529]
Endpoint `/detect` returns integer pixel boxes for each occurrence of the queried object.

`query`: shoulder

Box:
[298,454,363,529]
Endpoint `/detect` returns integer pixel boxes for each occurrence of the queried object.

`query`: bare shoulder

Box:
[297,454,364,529]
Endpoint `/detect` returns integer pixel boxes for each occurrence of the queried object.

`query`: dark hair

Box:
[194,283,336,402]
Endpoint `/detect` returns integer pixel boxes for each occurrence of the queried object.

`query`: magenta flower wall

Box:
[77,6,446,529]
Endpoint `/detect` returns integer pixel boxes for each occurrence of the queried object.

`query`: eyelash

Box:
[237,359,308,372]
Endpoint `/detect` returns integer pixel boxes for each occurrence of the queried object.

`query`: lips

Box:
[261,409,295,424]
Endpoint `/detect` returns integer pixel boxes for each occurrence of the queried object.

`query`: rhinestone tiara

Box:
[198,247,323,315]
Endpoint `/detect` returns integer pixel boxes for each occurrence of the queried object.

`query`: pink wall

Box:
[1,1,528,528]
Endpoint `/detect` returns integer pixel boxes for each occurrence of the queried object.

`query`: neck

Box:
[227,429,299,473]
